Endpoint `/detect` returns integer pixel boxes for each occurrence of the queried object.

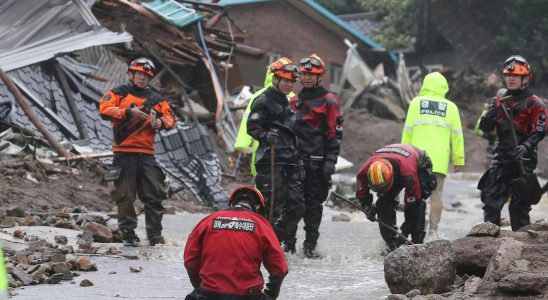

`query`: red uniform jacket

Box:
[184,208,288,296]
[99,85,176,154]
[356,144,423,204]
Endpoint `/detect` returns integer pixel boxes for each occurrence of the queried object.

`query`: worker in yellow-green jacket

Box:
[234,67,294,177]
[0,244,8,300]
[401,72,465,239]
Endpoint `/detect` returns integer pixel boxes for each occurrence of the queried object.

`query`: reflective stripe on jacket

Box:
[99,85,176,154]
[401,72,465,175]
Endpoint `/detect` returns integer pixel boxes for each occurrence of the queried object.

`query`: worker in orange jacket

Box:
[100,57,176,247]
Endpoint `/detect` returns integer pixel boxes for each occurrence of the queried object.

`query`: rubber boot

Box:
[122,230,140,247]
[149,235,165,246]
[303,245,320,259]
[283,242,296,254]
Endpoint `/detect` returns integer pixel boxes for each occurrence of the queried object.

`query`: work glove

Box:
[362,205,377,222]
[265,131,279,145]
[322,160,336,178]
[360,194,376,222]
[514,144,528,159]
[260,293,274,300]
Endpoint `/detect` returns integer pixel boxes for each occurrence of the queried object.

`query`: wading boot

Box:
[122,231,140,247]
[149,235,165,246]
[283,242,296,254]
[303,246,320,259]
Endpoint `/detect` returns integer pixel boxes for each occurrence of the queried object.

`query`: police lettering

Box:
[419,100,447,117]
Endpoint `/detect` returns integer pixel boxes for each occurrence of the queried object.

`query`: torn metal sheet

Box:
[0,0,132,72]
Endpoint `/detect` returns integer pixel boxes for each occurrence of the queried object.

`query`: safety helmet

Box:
[299,53,326,75]
[367,158,394,193]
[128,57,156,77]
[270,57,299,81]
[228,186,265,210]
[502,55,530,76]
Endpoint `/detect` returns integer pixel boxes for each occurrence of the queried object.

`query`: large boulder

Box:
[482,237,548,296]
[384,240,456,294]
[451,236,500,276]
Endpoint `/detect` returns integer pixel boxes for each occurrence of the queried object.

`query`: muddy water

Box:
[12,174,548,300]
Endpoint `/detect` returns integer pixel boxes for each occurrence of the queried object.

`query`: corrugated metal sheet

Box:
[0,0,131,71]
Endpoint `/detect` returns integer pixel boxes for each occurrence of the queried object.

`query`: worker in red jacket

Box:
[287,53,343,258]
[356,144,437,252]
[184,186,288,300]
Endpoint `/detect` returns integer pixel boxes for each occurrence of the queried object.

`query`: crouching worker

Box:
[184,186,288,300]
[356,144,437,252]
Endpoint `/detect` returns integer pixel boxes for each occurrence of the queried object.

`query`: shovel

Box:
[499,100,542,205]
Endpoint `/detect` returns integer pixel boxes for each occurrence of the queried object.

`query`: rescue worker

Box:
[99,57,176,247]
[234,69,295,178]
[285,54,343,258]
[356,144,437,252]
[247,57,305,244]
[478,55,546,231]
[401,71,465,239]
[184,186,288,300]
[234,71,273,178]
[474,88,507,164]
[0,244,7,300]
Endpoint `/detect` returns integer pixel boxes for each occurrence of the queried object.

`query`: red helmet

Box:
[128,57,156,77]
[502,55,530,76]
[299,53,326,75]
[228,186,265,210]
[367,158,394,193]
[270,57,299,81]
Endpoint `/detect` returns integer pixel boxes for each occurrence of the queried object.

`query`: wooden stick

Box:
[0,67,72,158]
[44,151,113,162]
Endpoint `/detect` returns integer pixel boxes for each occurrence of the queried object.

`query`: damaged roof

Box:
[0,0,132,71]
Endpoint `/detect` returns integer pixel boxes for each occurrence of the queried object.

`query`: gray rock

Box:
[463,276,481,294]
[11,265,33,285]
[385,295,408,300]
[6,206,26,217]
[54,235,68,245]
[27,239,46,251]
[483,237,523,281]
[331,213,351,222]
[47,273,64,284]
[79,279,94,287]
[405,289,421,298]
[451,236,500,276]
[384,240,456,295]
[467,222,499,237]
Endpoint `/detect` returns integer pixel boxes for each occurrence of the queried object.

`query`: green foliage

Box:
[495,0,548,82]
[358,0,418,50]
[315,0,363,15]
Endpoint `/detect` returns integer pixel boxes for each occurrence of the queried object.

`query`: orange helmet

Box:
[299,53,326,75]
[128,57,156,77]
[228,186,265,211]
[270,57,299,81]
[502,55,530,76]
[367,158,394,192]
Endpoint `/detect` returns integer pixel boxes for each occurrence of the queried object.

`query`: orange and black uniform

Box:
[99,84,176,241]
[478,88,547,230]
[356,144,436,249]
[184,206,288,300]
[287,86,343,250]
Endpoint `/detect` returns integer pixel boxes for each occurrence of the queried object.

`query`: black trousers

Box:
[185,288,267,300]
[255,164,305,243]
[376,187,426,246]
[111,153,167,239]
[478,162,533,231]
[285,160,330,249]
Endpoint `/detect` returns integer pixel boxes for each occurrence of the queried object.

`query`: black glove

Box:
[514,144,528,159]
[266,131,279,145]
[322,160,336,178]
[260,293,274,300]
[362,205,377,222]
[264,275,284,300]
[360,194,376,222]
